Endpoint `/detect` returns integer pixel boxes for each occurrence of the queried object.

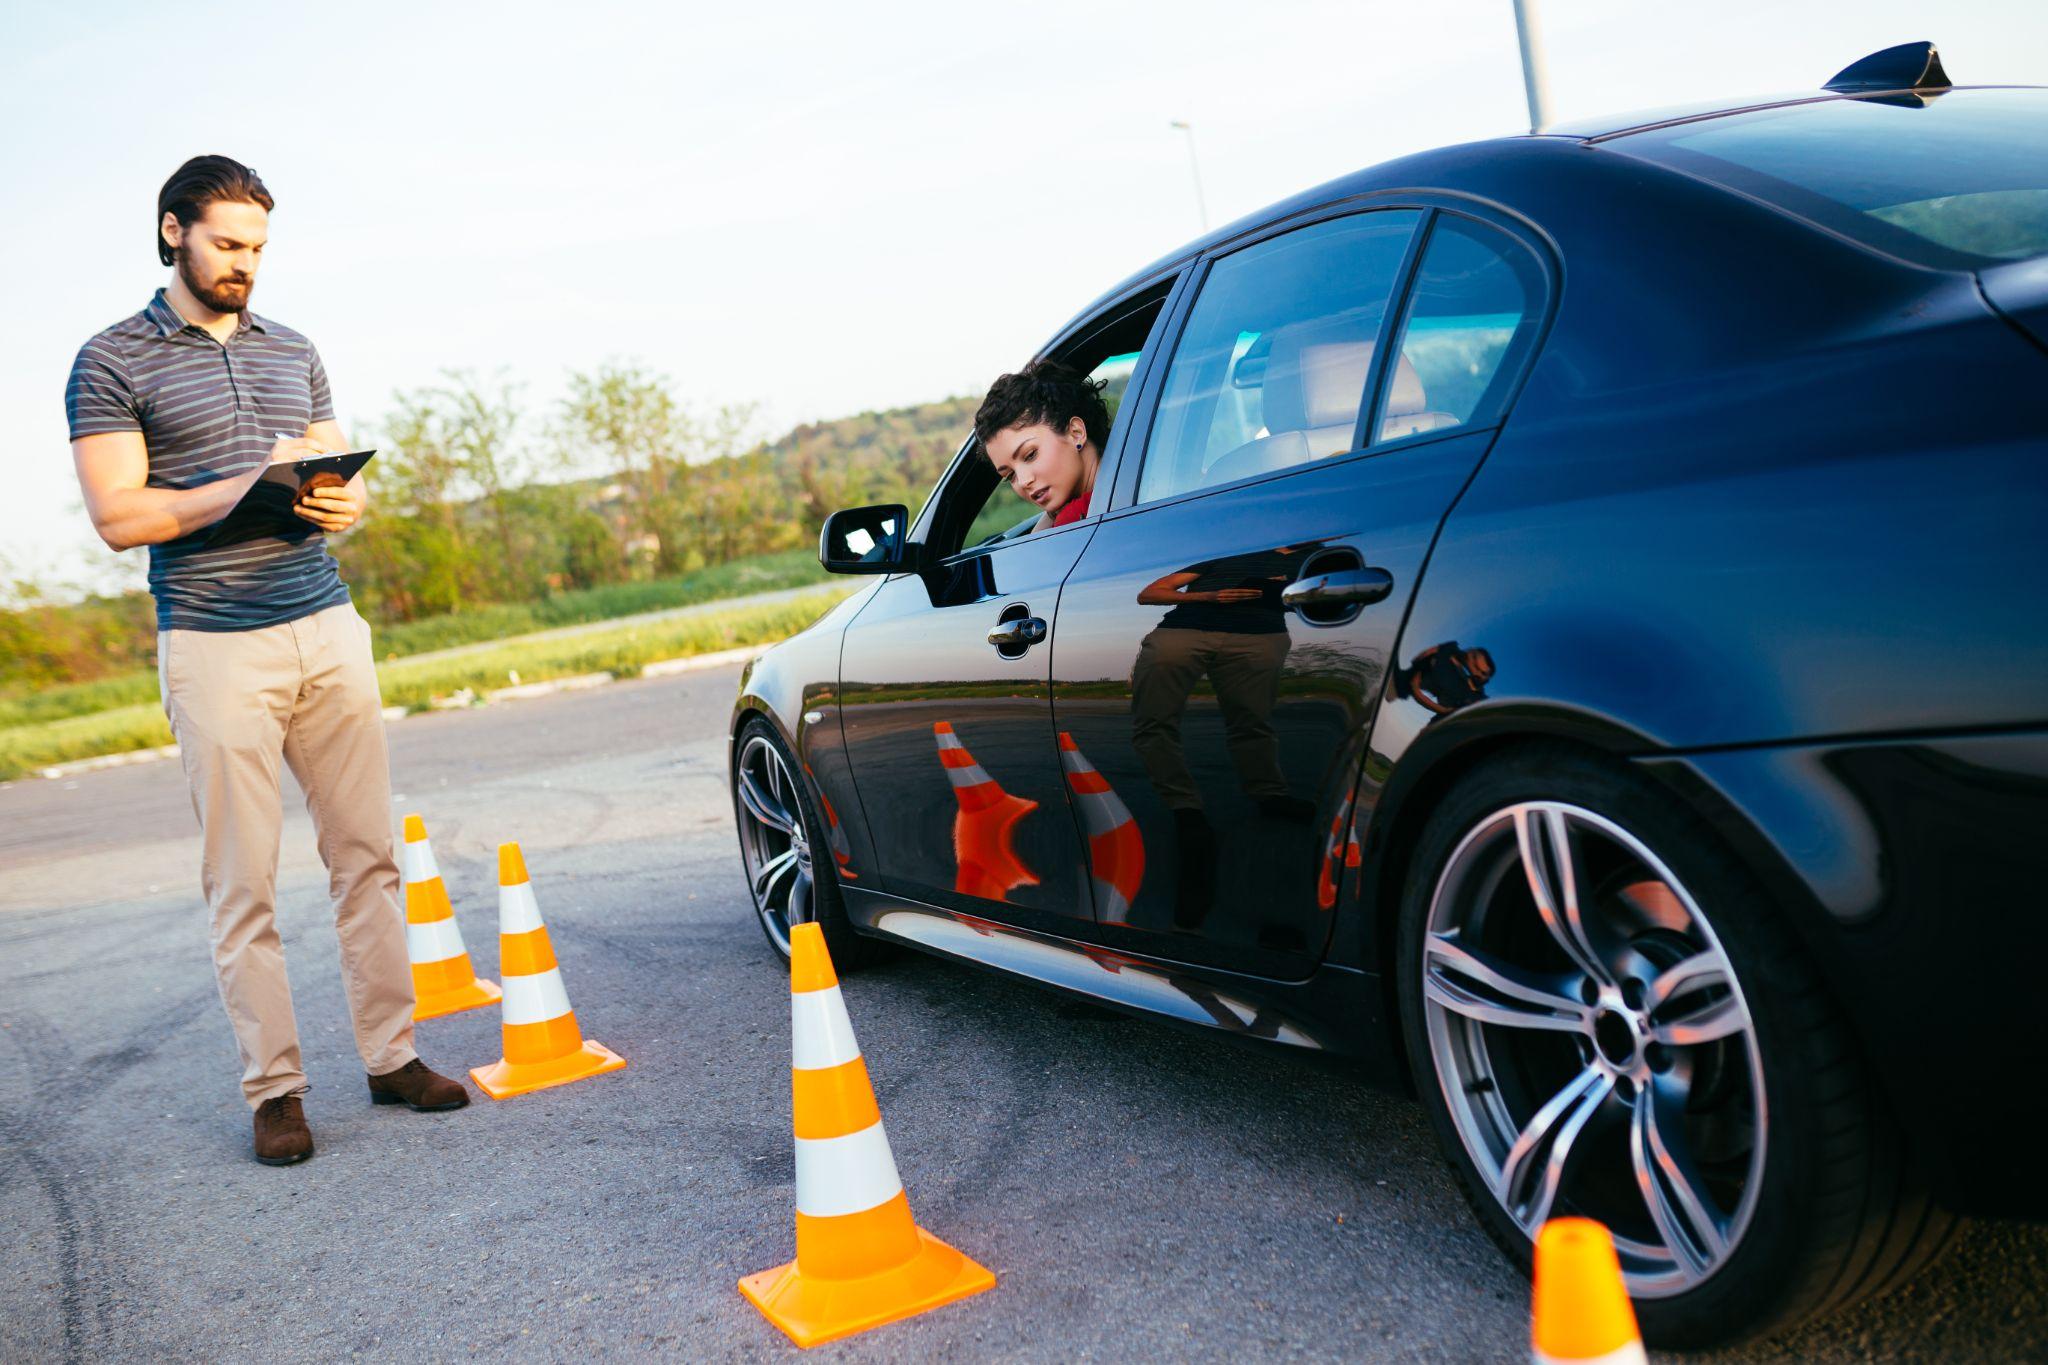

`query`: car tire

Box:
[1393,743,1954,1349]
[732,715,891,971]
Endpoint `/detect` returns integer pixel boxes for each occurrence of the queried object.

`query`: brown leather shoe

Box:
[253,1095,313,1166]
[368,1057,470,1112]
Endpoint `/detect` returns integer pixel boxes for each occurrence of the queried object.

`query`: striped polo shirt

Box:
[66,289,352,632]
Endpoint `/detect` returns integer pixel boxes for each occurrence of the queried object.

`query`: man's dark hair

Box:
[973,360,1111,451]
[157,155,274,265]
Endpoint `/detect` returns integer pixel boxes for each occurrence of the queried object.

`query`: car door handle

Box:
[987,616,1048,649]
[1281,567,1395,611]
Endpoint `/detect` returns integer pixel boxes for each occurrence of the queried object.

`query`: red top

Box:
[1051,490,1091,527]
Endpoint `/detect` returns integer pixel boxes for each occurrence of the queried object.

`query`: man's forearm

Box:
[90,478,248,550]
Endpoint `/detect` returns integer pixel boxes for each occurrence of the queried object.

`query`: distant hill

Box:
[747,393,977,530]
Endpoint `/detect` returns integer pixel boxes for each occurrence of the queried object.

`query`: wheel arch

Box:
[1356,706,1840,1093]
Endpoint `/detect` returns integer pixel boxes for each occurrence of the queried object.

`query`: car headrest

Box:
[1260,317,1429,434]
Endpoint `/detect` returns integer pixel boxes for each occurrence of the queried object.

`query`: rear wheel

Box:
[1394,745,1953,1348]
[732,717,888,969]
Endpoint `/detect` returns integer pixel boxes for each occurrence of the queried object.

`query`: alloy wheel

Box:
[735,733,814,956]
[1420,801,1766,1297]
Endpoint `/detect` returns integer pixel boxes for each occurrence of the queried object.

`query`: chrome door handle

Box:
[987,616,1048,649]
[1281,567,1394,611]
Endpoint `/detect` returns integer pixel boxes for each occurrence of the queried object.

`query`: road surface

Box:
[2,665,2042,1362]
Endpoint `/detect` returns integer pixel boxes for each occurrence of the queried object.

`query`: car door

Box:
[836,280,1180,937]
[1049,206,1550,978]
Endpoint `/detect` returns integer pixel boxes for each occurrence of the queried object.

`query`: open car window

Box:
[959,349,1142,551]
[923,279,1172,562]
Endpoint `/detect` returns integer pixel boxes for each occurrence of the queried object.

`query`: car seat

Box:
[1201,318,1460,487]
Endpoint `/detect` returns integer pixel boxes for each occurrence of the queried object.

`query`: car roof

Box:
[1544,83,2043,141]
[1050,79,2044,348]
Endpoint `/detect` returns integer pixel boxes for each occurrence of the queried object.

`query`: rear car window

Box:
[1376,215,1543,444]
[1604,88,2048,270]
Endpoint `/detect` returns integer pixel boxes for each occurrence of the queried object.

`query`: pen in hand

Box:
[274,431,330,455]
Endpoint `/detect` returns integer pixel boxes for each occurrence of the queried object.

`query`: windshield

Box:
[1604,88,2048,270]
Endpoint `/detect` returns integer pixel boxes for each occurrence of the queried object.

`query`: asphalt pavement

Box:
[2,665,2043,1362]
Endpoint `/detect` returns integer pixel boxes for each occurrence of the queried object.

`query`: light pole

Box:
[1512,0,1554,133]
[1169,119,1210,232]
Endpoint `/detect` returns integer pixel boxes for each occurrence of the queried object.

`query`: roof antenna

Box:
[1824,41,1952,93]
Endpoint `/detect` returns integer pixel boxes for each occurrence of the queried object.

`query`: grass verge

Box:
[0,547,833,731]
[0,587,853,782]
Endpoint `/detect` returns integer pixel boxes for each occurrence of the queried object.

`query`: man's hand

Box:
[259,435,325,489]
[293,478,366,534]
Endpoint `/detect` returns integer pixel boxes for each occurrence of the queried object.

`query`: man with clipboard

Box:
[66,156,469,1165]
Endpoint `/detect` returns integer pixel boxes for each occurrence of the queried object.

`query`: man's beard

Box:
[176,248,253,314]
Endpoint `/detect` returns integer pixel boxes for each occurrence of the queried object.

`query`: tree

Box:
[556,360,758,576]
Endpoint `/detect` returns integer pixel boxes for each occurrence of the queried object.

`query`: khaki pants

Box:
[1130,627,1292,811]
[159,601,416,1108]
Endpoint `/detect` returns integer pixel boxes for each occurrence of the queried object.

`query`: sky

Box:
[4,0,2045,595]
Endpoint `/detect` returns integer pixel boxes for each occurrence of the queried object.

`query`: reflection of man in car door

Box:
[1131,546,1316,924]
[975,360,1108,529]
[1390,640,1495,714]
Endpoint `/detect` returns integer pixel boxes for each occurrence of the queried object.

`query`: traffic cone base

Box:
[471,1039,626,1100]
[413,969,502,1022]
[739,1225,995,1349]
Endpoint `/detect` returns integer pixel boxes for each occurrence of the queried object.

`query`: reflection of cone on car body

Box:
[741,921,995,1347]
[470,842,626,1100]
[1315,804,1363,911]
[804,761,858,881]
[1531,1218,1646,1365]
[401,814,502,1020]
[933,721,1038,902]
[1057,731,1145,923]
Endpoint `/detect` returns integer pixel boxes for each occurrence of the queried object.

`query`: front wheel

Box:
[1394,745,1952,1348]
[732,716,887,969]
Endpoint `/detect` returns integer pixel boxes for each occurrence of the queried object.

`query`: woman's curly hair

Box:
[973,359,1111,451]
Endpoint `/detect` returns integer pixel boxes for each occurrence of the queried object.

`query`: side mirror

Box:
[819,503,913,574]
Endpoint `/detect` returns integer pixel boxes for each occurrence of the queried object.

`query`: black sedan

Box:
[730,43,2048,1348]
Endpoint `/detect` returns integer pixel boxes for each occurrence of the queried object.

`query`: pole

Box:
[1170,120,1210,232]
[1512,0,1554,133]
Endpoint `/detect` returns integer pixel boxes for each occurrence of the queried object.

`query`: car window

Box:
[953,349,1147,555]
[1135,210,1422,505]
[1604,88,2048,270]
[1375,215,1543,443]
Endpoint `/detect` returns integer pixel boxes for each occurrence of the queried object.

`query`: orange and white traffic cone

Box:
[469,843,626,1100]
[1532,1218,1646,1365]
[933,721,1038,902]
[401,814,502,1021]
[740,921,995,1347]
[1057,731,1144,924]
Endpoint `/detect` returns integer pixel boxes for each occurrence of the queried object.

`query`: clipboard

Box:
[204,450,375,549]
